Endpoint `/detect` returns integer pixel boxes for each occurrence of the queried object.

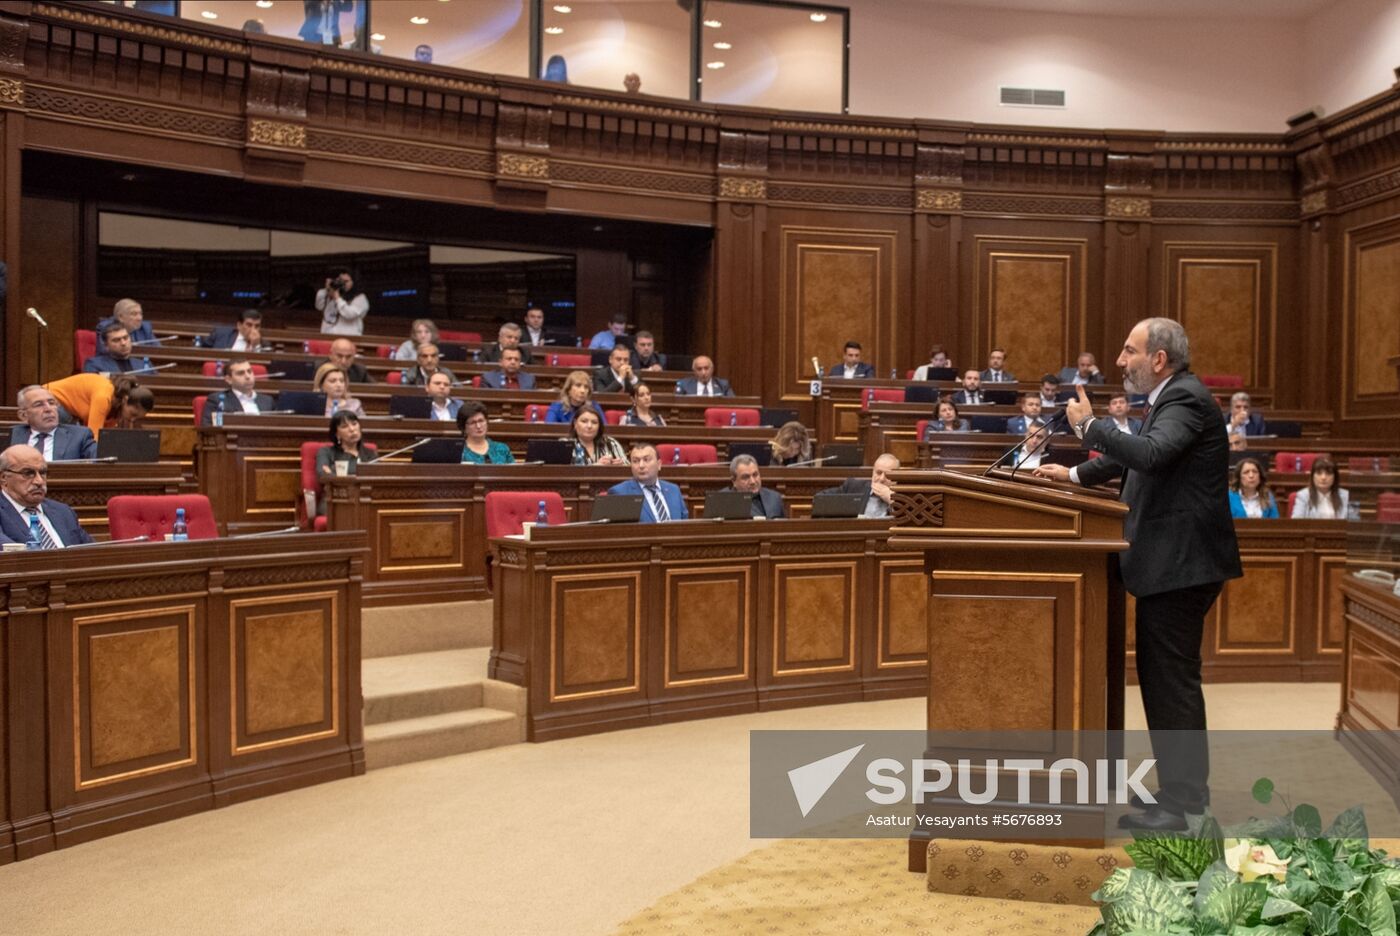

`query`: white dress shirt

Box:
[1111,417,1135,434]
[430,401,455,421]
[232,389,262,414]
[1070,376,1169,484]
[4,491,67,547]
[231,335,249,352]
[696,381,714,396]
[526,327,545,345]
[317,289,370,336]
[26,428,55,461]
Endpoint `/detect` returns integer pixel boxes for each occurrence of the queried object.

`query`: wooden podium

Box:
[886,469,1130,870]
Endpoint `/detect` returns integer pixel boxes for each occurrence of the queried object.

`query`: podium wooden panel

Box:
[887,469,1129,870]
[0,533,366,864]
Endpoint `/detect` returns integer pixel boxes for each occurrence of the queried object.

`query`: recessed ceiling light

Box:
[703,19,722,28]
[544,26,563,34]
[410,16,429,25]
[810,12,828,22]
[706,61,725,70]
[713,41,731,50]
[255,0,273,7]
[553,4,572,12]
[201,10,217,19]
[371,32,386,41]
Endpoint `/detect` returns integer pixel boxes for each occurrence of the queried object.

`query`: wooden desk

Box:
[324,462,864,605]
[1338,574,1400,805]
[0,533,366,864]
[488,519,921,741]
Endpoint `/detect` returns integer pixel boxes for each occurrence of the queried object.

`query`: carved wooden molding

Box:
[1105,196,1152,219]
[915,144,964,186]
[26,87,246,142]
[35,3,246,54]
[498,152,549,179]
[719,177,766,200]
[767,182,909,209]
[223,563,348,589]
[962,192,1103,216]
[1347,599,1400,641]
[771,120,916,139]
[1336,167,1400,207]
[315,59,496,96]
[0,77,22,107]
[891,492,945,528]
[1155,140,1289,153]
[967,132,1107,149]
[916,188,962,212]
[547,548,651,565]
[65,574,207,605]
[554,94,718,124]
[1152,200,1299,221]
[718,130,768,174]
[1300,190,1329,214]
[247,118,306,149]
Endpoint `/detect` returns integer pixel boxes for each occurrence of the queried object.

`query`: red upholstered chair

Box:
[303,339,334,356]
[1274,452,1326,474]
[546,352,592,368]
[1378,493,1400,523]
[659,444,718,466]
[1348,456,1391,472]
[915,419,930,440]
[193,395,208,425]
[108,494,219,541]
[299,442,331,532]
[75,330,97,370]
[485,492,567,538]
[524,404,551,422]
[861,388,905,410]
[1201,374,1245,388]
[704,407,760,427]
[603,409,626,425]
[470,376,483,388]
[1287,490,1301,516]
[375,345,394,358]
[439,329,482,343]
[906,370,916,379]
[200,361,267,377]
[386,370,403,385]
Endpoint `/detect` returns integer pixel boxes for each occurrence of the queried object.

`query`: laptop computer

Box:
[388,396,433,420]
[970,415,1006,434]
[726,442,772,467]
[820,444,865,467]
[591,494,644,523]
[525,438,574,465]
[411,438,465,464]
[902,386,941,405]
[985,389,1018,407]
[437,342,470,362]
[276,391,328,417]
[757,408,799,428]
[811,492,867,518]
[704,490,756,520]
[95,428,161,463]
[922,367,958,382]
[279,360,319,382]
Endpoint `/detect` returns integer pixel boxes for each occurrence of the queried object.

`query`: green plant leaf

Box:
[1231,922,1308,936]
[1359,875,1399,936]
[1095,867,1138,903]
[1096,868,1193,936]
[1305,840,1354,891]
[1311,902,1341,935]
[1195,862,1238,918]
[1327,806,1371,854]
[1126,835,1219,881]
[1339,913,1370,936]
[1293,805,1323,839]
[1261,896,1308,920]
[1375,866,1400,893]
[1252,779,1275,805]
[1100,904,1179,936]
[1202,881,1269,931]
[1284,865,1321,906]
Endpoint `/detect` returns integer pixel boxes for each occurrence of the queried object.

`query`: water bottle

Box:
[1346,501,1361,522]
[535,500,549,527]
[1373,457,1382,472]
[25,513,42,550]
[676,380,684,394]
[215,361,224,376]
[728,411,737,426]
[575,337,583,348]
[302,341,311,353]
[1294,455,1303,472]
[866,389,875,405]
[530,408,539,423]
[472,349,481,363]
[330,399,340,417]
[890,368,897,380]
[213,397,224,427]
[171,507,189,542]
[672,448,681,466]
[551,354,559,366]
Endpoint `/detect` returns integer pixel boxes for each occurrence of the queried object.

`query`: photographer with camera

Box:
[317,268,370,336]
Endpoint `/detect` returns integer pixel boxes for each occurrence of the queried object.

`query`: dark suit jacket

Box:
[1057,367,1106,385]
[9,424,97,461]
[980,369,1018,383]
[83,353,151,375]
[592,366,639,394]
[0,497,94,547]
[97,319,157,346]
[480,371,537,391]
[343,362,374,384]
[831,363,876,379]
[403,366,459,387]
[206,325,250,350]
[674,377,734,397]
[951,390,988,406]
[721,486,787,519]
[1077,371,1242,597]
[631,351,667,370]
[479,344,533,365]
[1232,412,1267,436]
[201,390,277,425]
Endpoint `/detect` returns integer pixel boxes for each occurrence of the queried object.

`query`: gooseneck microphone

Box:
[983,408,1067,478]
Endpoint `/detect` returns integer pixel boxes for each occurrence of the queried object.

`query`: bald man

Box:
[326,338,375,383]
[0,445,93,548]
[675,356,734,397]
[823,453,900,519]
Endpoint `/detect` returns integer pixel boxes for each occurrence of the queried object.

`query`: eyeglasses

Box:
[2,468,48,480]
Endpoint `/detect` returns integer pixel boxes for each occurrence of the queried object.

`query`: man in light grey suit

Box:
[9,386,97,461]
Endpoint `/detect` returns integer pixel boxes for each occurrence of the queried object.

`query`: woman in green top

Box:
[457,401,515,464]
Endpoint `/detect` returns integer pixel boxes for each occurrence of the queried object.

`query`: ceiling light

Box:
[544,26,563,34]
[553,4,572,12]
[255,0,273,7]
[706,61,725,69]
[201,10,217,19]
[371,32,386,41]
[809,12,828,22]
[703,19,722,28]
[410,16,429,25]
[713,41,731,50]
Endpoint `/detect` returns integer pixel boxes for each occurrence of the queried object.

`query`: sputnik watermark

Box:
[863,757,1157,807]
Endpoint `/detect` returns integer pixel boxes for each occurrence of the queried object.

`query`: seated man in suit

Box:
[83,322,152,375]
[831,341,875,379]
[480,347,536,390]
[97,297,157,347]
[1105,392,1144,434]
[912,346,954,381]
[326,338,375,384]
[206,308,264,351]
[1225,391,1267,438]
[631,331,666,372]
[1039,374,1063,409]
[9,386,97,461]
[821,453,900,519]
[402,343,459,386]
[723,454,787,519]
[675,356,734,397]
[0,444,94,548]
[593,345,640,394]
[588,313,630,351]
[425,372,462,422]
[480,323,533,364]
[1005,393,1045,436]
[951,369,987,406]
[1058,352,1105,386]
[608,442,688,522]
[980,348,1017,383]
[202,360,275,424]
[522,306,548,347]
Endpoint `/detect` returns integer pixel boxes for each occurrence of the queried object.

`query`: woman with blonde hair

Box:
[394,319,439,361]
[769,421,813,467]
[313,363,364,416]
[544,370,606,424]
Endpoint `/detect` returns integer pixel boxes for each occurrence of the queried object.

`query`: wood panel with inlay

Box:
[663,568,751,688]
[551,575,641,702]
[1345,226,1400,413]
[974,235,1087,388]
[1163,242,1277,389]
[376,509,466,573]
[1214,557,1297,654]
[231,595,339,754]
[877,561,929,668]
[772,563,857,676]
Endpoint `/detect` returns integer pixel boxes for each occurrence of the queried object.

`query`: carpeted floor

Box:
[0,683,1347,935]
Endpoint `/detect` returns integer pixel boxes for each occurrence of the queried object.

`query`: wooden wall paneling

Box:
[1,110,21,395]
[17,194,78,384]
[5,582,53,860]
[911,136,966,380]
[0,587,9,866]
[1342,216,1400,419]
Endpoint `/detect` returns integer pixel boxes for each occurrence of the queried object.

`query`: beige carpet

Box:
[0,683,1345,936]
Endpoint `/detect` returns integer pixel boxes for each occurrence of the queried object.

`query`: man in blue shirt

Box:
[607,443,688,522]
[587,314,629,351]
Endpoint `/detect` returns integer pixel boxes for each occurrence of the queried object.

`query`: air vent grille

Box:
[999,87,1066,108]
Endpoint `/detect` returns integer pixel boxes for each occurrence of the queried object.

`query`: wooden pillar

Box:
[713,118,769,403]
[1102,138,1156,357]
[912,132,966,376]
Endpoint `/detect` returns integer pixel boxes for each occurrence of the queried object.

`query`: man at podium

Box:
[1035,318,1241,831]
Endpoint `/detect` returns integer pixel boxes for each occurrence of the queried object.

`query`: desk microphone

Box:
[64,456,120,464]
[513,460,546,466]
[125,363,178,376]
[983,408,1067,479]
[68,534,151,548]
[362,437,430,463]
[26,307,48,328]
[786,456,837,467]
[231,525,302,537]
[262,371,287,379]
[254,409,298,416]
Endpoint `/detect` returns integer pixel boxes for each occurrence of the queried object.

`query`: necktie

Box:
[645,484,670,522]
[700,383,709,396]
[1141,403,1152,422]
[32,431,48,453]
[25,508,59,549]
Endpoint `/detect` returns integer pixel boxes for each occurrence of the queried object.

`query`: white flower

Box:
[1224,840,1289,882]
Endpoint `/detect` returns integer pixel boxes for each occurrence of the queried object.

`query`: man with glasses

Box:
[8,386,97,461]
[0,445,93,548]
